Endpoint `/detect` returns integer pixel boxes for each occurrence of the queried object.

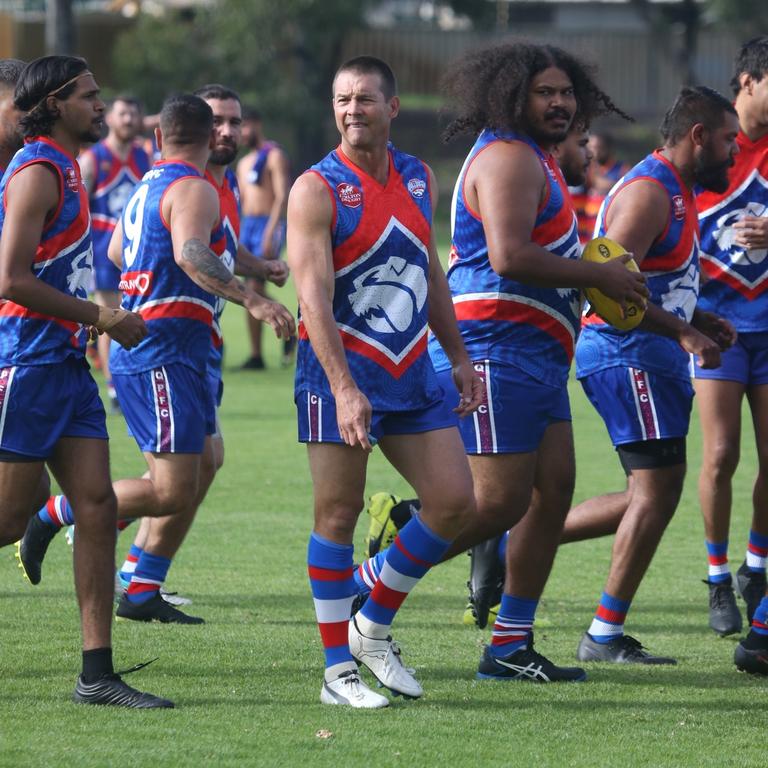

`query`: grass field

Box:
[1,279,766,768]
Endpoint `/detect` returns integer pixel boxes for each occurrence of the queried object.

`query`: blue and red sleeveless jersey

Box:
[247,142,277,186]
[576,150,700,380]
[696,129,768,331]
[206,166,240,373]
[110,160,224,374]
[0,137,92,365]
[295,144,442,410]
[429,129,581,388]
[81,141,150,261]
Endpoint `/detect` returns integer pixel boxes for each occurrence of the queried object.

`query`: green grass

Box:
[1,278,766,768]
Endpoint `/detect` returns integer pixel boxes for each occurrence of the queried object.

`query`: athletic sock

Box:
[746,529,768,573]
[124,551,171,604]
[750,595,768,636]
[307,532,357,682]
[353,551,386,596]
[119,544,143,586]
[488,593,537,657]
[37,495,74,529]
[81,647,114,684]
[356,514,451,639]
[497,530,509,564]
[588,591,631,643]
[706,539,730,583]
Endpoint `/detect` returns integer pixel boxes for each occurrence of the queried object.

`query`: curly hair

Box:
[14,55,89,138]
[442,42,632,143]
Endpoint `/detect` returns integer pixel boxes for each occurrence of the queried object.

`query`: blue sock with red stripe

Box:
[751,596,768,636]
[355,514,451,639]
[706,539,730,583]
[307,532,357,681]
[489,593,538,657]
[353,551,385,596]
[746,529,768,573]
[37,495,75,529]
[124,551,171,605]
[119,544,143,588]
[588,591,631,643]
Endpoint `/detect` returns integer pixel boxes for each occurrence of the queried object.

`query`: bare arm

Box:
[234,241,289,286]
[107,219,123,269]
[262,148,290,258]
[288,173,372,451]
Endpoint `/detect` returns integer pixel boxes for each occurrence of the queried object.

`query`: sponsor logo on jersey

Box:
[672,195,686,220]
[407,178,426,199]
[119,270,153,295]
[64,166,79,192]
[337,182,362,208]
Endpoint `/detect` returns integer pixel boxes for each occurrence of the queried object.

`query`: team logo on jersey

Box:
[64,166,79,192]
[710,202,768,267]
[108,182,135,218]
[119,271,153,295]
[672,195,686,221]
[337,182,362,208]
[407,178,426,199]
[66,249,93,296]
[348,255,428,334]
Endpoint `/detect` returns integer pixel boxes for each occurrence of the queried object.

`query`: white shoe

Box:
[348,617,423,698]
[320,670,389,708]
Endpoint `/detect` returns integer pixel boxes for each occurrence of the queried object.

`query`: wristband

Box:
[95,305,128,332]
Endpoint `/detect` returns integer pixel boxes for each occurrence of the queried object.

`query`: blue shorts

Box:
[207,366,223,439]
[92,248,121,293]
[439,361,571,455]
[241,215,286,260]
[113,363,216,454]
[692,331,768,386]
[296,390,458,444]
[0,357,107,460]
[581,366,693,447]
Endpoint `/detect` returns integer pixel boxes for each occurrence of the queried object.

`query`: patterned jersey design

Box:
[295,144,443,410]
[0,137,92,365]
[207,166,239,374]
[429,129,581,388]
[577,150,700,381]
[110,160,223,374]
[81,141,150,261]
[696,130,768,331]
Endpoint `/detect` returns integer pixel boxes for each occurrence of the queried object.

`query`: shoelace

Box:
[114,657,160,677]
[385,638,416,675]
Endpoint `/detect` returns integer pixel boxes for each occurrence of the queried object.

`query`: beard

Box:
[210,144,237,166]
[694,146,733,193]
[525,108,572,147]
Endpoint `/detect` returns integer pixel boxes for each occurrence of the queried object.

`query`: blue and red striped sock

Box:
[489,594,538,657]
[119,544,143,587]
[588,591,631,643]
[307,532,357,681]
[37,495,75,529]
[124,551,171,604]
[746,530,768,573]
[706,539,730,583]
[353,551,385,596]
[751,596,768,636]
[356,514,451,639]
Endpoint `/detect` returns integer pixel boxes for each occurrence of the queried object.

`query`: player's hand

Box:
[679,324,722,369]
[691,309,737,351]
[334,382,374,452]
[595,254,649,316]
[451,360,484,417]
[244,295,295,340]
[96,307,147,349]
[732,216,768,250]
[264,260,289,287]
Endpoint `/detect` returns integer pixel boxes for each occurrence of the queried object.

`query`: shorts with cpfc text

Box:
[580,365,693,447]
[296,390,457,444]
[439,361,571,455]
[692,331,768,387]
[0,357,107,460]
[113,363,216,454]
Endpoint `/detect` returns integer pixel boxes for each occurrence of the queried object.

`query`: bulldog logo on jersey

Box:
[407,178,426,199]
[337,182,362,208]
[712,202,768,267]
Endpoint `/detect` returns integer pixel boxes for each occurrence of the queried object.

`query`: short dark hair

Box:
[731,36,768,95]
[159,93,213,147]
[0,58,25,90]
[193,84,241,104]
[334,56,397,100]
[14,55,90,138]
[660,86,737,146]
[108,94,142,112]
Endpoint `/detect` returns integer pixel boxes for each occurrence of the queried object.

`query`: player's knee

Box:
[705,442,739,480]
[476,487,533,531]
[314,499,361,540]
[154,483,197,517]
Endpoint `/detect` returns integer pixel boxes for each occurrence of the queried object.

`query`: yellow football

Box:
[582,236,646,331]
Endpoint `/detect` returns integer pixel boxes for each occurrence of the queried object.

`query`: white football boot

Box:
[348,617,423,698]
[320,670,389,708]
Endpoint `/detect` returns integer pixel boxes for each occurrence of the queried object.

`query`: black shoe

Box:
[735,560,767,625]
[734,631,768,676]
[477,636,586,682]
[15,515,60,585]
[705,577,742,636]
[73,673,174,708]
[467,535,504,629]
[116,593,204,624]
[240,356,265,370]
[576,632,677,665]
[350,590,368,617]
